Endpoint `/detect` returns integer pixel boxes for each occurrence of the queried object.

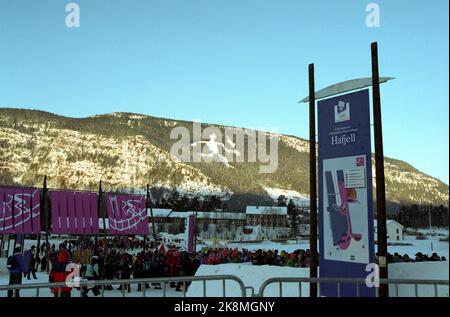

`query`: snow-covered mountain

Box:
[0,108,448,211]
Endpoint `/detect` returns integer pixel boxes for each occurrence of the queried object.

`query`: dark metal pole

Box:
[36,232,41,257]
[194,211,198,253]
[42,175,50,272]
[308,63,318,297]
[7,235,11,257]
[98,180,107,241]
[371,42,388,297]
[147,184,158,251]
[12,235,17,253]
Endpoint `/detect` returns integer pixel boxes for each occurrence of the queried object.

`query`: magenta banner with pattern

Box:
[0,187,41,234]
[106,194,148,235]
[185,215,196,253]
[50,191,99,234]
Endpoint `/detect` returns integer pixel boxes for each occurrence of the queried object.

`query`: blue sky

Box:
[0,0,448,184]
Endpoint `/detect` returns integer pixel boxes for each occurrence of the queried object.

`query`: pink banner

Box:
[60,191,70,233]
[31,188,41,234]
[21,188,33,234]
[0,187,41,234]
[50,191,99,235]
[69,192,77,233]
[51,191,61,234]
[186,215,196,253]
[106,194,148,235]
[12,188,24,233]
[74,192,83,234]
[0,187,4,233]
[4,188,15,234]
[82,193,91,234]
[90,193,99,233]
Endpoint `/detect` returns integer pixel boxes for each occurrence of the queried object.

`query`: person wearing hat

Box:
[6,247,27,297]
[415,252,424,262]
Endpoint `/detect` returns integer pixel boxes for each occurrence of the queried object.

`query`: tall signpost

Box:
[317,89,375,297]
[301,42,392,297]
[308,63,318,298]
[371,42,388,297]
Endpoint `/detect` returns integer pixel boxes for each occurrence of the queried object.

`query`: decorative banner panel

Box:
[106,194,148,235]
[50,191,99,235]
[184,214,196,253]
[0,187,41,234]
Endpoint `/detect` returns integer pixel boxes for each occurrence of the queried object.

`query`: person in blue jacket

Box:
[6,247,27,298]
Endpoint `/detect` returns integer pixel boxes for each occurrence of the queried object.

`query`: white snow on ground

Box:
[187,263,310,297]
[415,227,449,236]
[380,235,449,259]
[388,261,449,297]
[187,261,449,297]
[200,234,449,259]
[224,239,310,253]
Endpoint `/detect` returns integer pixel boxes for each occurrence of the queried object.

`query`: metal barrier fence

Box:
[1,276,448,297]
[0,275,247,298]
[258,277,449,297]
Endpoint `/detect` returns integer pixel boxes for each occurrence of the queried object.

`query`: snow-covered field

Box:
[385,235,449,259]
[187,261,449,297]
[199,234,449,259]
[187,263,310,297]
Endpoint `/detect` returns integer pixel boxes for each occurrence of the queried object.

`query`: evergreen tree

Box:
[287,199,298,237]
[277,195,287,207]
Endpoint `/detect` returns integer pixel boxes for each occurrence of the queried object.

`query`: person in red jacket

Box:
[49,244,72,297]
[166,250,180,288]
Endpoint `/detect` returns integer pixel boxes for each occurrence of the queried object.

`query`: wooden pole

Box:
[20,235,25,254]
[371,42,388,297]
[308,63,318,297]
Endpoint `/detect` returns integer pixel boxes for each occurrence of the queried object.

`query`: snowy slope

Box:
[264,187,310,207]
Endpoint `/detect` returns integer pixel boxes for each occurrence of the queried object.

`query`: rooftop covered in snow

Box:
[148,208,246,219]
[245,206,288,215]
